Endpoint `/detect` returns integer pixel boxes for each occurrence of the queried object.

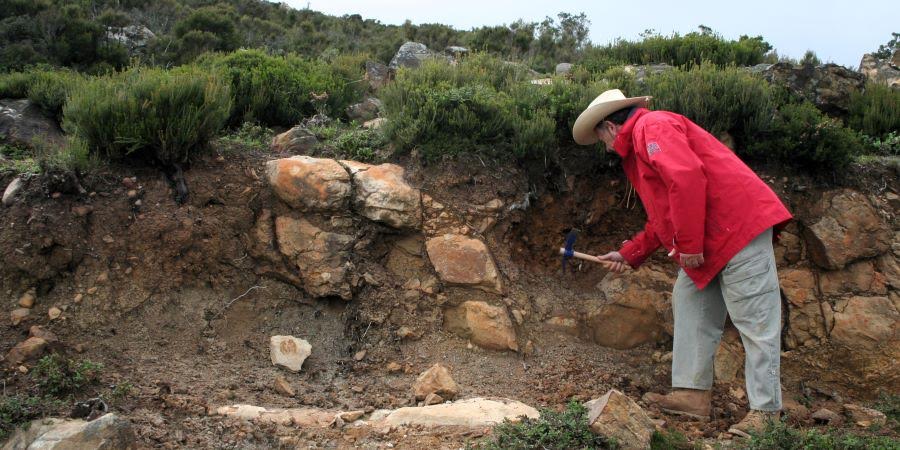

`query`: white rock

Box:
[3,177,23,207]
[381,397,539,427]
[270,335,311,372]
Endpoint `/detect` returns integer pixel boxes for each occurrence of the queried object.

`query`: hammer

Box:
[560,230,617,271]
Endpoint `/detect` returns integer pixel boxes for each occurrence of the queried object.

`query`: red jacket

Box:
[614,108,792,290]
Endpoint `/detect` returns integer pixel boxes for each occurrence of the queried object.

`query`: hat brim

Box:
[572,97,651,145]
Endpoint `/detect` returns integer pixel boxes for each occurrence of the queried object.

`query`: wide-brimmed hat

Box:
[572,89,651,145]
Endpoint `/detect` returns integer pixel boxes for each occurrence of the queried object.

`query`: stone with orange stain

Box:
[270,335,312,372]
[275,216,354,299]
[803,190,890,270]
[266,156,351,211]
[779,267,833,348]
[339,161,422,229]
[425,234,502,294]
[444,301,518,351]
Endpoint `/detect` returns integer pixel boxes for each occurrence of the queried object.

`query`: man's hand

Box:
[680,252,704,269]
[597,251,628,274]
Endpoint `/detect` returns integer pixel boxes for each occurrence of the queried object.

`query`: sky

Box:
[284,0,897,68]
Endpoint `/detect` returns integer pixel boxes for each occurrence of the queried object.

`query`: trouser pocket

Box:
[721,253,777,301]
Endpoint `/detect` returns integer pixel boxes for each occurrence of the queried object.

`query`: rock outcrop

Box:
[803,190,891,270]
[380,398,539,427]
[444,301,518,351]
[270,126,318,154]
[340,161,422,229]
[858,51,900,88]
[389,42,447,70]
[412,364,459,401]
[0,99,65,149]
[763,63,866,116]
[586,266,673,349]
[2,413,135,450]
[425,234,503,293]
[266,156,351,211]
[587,389,656,449]
[275,217,354,299]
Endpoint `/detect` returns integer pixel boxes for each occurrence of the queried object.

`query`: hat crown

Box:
[589,89,627,108]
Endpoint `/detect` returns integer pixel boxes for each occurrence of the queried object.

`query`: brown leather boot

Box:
[642,389,711,420]
[728,410,781,438]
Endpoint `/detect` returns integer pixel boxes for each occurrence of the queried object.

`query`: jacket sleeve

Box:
[618,220,661,268]
[639,119,708,255]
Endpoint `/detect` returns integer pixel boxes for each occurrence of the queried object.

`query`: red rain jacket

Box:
[613,108,792,290]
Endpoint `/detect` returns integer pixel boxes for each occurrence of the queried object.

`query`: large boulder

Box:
[587,389,656,449]
[389,42,447,70]
[425,234,503,293]
[412,364,459,401]
[275,217,354,299]
[586,266,674,349]
[555,62,573,75]
[2,413,135,450]
[106,25,155,53]
[266,156,351,211]
[345,97,383,122]
[444,301,518,351]
[380,398,539,427]
[858,51,900,88]
[340,161,422,229]
[803,190,891,270]
[779,268,833,348]
[270,335,312,372]
[365,61,390,90]
[763,63,866,116]
[831,296,898,351]
[0,99,65,149]
[270,126,319,154]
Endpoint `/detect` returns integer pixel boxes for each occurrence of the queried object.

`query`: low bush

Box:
[63,66,232,164]
[583,31,772,68]
[472,401,617,449]
[848,83,900,138]
[31,354,103,398]
[0,395,63,441]
[0,71,33,98]
[26,69,87,120]
[743,419,899,449]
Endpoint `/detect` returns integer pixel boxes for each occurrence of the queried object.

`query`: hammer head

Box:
[561,230,577,273]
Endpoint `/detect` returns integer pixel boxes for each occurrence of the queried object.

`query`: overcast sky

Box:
[284,0,897,68]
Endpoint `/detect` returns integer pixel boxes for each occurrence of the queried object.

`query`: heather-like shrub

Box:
[848,83,900,138]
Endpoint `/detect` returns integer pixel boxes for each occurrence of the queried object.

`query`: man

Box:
[572,89,792,437]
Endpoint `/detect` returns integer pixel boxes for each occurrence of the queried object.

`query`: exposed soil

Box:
[0,146,897,449]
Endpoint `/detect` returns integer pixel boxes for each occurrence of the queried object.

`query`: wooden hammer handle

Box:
[559,248,616,269]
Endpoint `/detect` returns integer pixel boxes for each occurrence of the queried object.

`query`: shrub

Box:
[747,101,863,170]
[328,127,385,161]
[31,354,103,398]
[743,419,899,449]
[0,395,62,441]
[862,132,900,156]
[472,401,617,449]
[26,69,87,120]
[848,83,900,138]
[63,66,232,164]
[0,71,33,98]
[643,63,781,148]
[583,31,772,68]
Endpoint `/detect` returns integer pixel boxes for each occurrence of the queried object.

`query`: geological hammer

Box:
[560,230,618,272]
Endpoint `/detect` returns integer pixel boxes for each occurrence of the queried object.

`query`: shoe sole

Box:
[659,407,710,421]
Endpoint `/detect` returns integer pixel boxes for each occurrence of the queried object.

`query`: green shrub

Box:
[848,83,900,138]
[0,71,33,98]
[26,69,87,119]
[643,63,781,148]
[31,354,103,398]
[215,121,274,153]
[583,31,772,68]
[328,127,385,161]
[743,419,899,449]
[0,395,63,441]
[862,132,900,156]
[63,66,232,164]
[650,430,695,449]
[472,401,617,449]
[197,49,364,127]
[748,101,863,170]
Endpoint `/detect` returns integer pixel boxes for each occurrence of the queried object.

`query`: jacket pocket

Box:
[721,253,777,301]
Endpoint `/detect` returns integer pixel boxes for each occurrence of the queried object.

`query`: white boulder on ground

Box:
[413,363,459,401]
[389,41,446,69]
[380,397,539,427]
[425,234,503,294]
[587,389,656,449]
[215,405,335,427]
[339,161,422,229]
[3,176,23,207]
[445,301,518,351]
[270,335,312,372]
[1,413,135,450]
[266,156,351,211]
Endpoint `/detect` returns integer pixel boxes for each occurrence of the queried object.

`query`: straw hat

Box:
[572,89,651,145]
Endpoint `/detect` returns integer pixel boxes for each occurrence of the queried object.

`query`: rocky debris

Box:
[72,205,93,217]
[412,364,459,401]
[714,328,745,383]
[273,375,295,397]
[779,268,833,348]
[266,156,351,211]
[555,62,573,75]
[546,316,579,336]
[5,337,48,366]
[389,41,447,70]
[858,51,900,88]
[587,389,656,449]
[425,234,503,293]
[275,216,354,299]
[831,296,898,350]
[215,405,336,427]
[269,335,312,372]
[270,125,319,154]
[48,307,62,320]
[424,393,444,405]
[106,25,156,52]
[843,403,887,428]
[587,266,673,349]
[10,308,30,325]
[774,229,803,265]
[0,99,65,149]
[29,326,58,342]
[3,176,24,207]
[365,60,390,90]
[380,397,539,427]
[346,97,383,122]
[877,253,900,290]
[444,301,518,351]
[17,288,36,308]
[782,398,810,421]
[803,190,891,270]
[763,63,866,116]
[2,413,135,450]
[811,407,843,426]
[338,161,422,229]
